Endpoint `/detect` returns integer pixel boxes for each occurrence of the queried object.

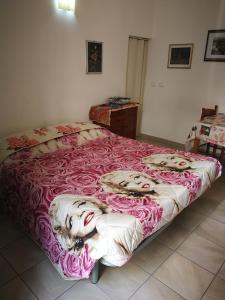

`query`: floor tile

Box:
[22,260,75,300]
[217,174,225,182]
[0,214,24,248]
[130,277,184,300]
[97,261,149,300]
[131,239,172,274]
[205,177,225,202]
[157,222,190,250]
[190,196,220,216]
[218,262,225,281]
[219,196,225,206]
[174,207,205,231]
[154,252,214,300]
[0,237,45,273]
[177,232,225,273]
[195,218,225,248]
[0,255,17,287]
[0,277,37,300]
[57,280,111,300]
[202,277,225,300]
[210,203,225,223]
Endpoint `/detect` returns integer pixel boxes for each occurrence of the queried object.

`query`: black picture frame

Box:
[86,40,103,74]
[167,43,193,69]
[204,29,225,62]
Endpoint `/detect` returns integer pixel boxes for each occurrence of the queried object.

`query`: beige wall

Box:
[0,0,154,136]
[142,0,225,144]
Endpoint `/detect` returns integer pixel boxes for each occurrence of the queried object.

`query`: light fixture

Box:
[58,0,75,12]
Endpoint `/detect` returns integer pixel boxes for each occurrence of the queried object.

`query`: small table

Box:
[89,103,139,139]
[186,113,225,159]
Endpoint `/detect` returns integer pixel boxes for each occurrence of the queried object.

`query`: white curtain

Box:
[126,37,149,136]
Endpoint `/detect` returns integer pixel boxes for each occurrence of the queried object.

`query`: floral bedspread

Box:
[0,127,221,280]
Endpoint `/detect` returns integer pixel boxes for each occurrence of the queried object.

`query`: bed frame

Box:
[89,221,172,284]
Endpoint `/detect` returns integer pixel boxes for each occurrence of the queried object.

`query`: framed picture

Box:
[86,40,103,74]
[204,29,225,62]
[167,43,193,69]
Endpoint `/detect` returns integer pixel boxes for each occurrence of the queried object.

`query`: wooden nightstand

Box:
[89,103,138,139]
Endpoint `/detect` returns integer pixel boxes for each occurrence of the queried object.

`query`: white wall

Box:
[0,0,154,136]
[1,0,225,143]
[142,0,225,144]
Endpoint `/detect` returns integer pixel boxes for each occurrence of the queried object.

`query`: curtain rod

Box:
[129,35,150,41]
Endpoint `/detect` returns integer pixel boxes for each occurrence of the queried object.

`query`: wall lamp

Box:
[58,0,76,12]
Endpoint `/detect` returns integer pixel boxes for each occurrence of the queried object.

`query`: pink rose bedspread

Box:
[0,126,221,280]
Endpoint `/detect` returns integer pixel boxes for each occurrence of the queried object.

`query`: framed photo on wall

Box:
[86,40,103,74]
[204,29,225,62]
[167,43,193,69]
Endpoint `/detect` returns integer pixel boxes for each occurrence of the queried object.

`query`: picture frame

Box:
[167,43,193,69]
[86,40,103,74]
[204,29,225,62]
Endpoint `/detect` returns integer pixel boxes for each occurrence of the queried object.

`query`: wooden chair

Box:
[200,105,224,162]
[200,105,218,121]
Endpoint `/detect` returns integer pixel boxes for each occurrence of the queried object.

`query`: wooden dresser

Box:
[89,103,138,139]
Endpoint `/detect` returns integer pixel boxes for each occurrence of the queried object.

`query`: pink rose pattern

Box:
[33,128,49,136]
[55,125,81,135]
[7,135,39,151]
[0,130,220,280]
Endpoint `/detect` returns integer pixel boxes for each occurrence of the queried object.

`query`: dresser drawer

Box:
[110,107,137,139]
[90,104,138,139]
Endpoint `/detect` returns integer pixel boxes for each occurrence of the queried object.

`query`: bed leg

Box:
[90,261,100,284]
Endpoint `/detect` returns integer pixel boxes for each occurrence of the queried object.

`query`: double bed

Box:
[0,122,221,282]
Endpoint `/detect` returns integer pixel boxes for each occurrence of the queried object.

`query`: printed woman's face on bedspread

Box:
[100,170,189,224]
[49,195,107,252]
[100,170,157,195]
[143,154,191,171]
[49,194,144,265]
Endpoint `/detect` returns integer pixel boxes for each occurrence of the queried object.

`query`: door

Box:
[125,36,149,136]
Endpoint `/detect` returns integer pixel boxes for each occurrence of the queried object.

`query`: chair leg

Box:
[192,138,200,153]
[219,147,225,162]
[206,143,210,154]
[213,145,217,156]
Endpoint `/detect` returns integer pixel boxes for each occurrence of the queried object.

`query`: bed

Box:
[0,122,221,282]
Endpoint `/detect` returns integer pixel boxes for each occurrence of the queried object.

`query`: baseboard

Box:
[138,133,184,150]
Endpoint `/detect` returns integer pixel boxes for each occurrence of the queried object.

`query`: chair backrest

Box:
[200,105,218,121]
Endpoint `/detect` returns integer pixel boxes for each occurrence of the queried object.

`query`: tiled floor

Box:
[0,147,225,299]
